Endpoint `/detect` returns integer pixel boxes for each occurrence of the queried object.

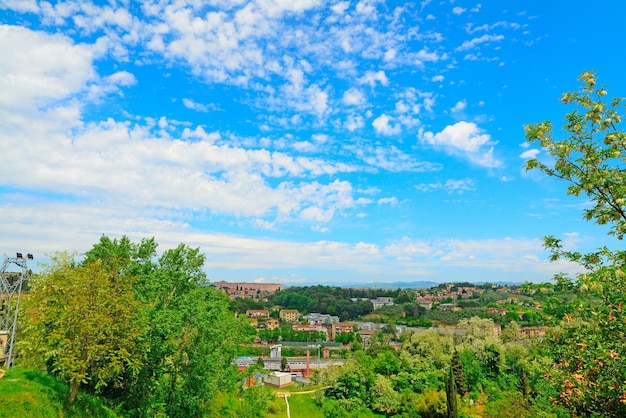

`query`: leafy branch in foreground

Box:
[525,70,626,239]
[525,72,626,416]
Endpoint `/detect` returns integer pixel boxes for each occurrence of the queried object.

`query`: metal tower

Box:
[1,253,32,368]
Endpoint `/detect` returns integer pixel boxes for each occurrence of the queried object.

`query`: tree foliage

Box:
[525,70,626,239]
[526,72,626,416]
[85,237,251,417]
[22,236,255,416]
[21,252,145,403]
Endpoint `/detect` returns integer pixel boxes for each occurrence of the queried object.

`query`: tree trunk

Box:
[69,381,80,403]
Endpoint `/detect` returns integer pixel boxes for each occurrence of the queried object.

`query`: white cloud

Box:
[106,71,136,87]
[452,7,466,15]
[420,121,502,168]
[423,97,436,112]
[1,0,573,284]
[359,70,389,87]
[372,114,401,135]
[342,87,366,106]
[344,114,365,131]
[0,24,361,226]
[331,1,350,14]
[293,140,317,152]
[377,197,399,205]
[451,99,467,113]
[416,178,476,194]
[349,143,441,172]
[182,98,210,112]
[457,34,505,51]
[1,0,39,13]
[0,25,96,110]
[4,197,576,278]
[520,149,540,159]
[311,133,328,144]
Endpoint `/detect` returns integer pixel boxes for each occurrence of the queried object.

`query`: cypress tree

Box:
[446,366,459,418]
[451,350,468,396]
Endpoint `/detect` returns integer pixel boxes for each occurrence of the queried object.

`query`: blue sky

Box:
[1,0,625,285]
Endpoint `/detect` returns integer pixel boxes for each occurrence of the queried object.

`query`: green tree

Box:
[501,321,522,343]
[325,355,375,406]
[525,72,626,416]
[445,366,459,418]
[371,375,400,415]
[84,236,253,417]
[21,252,145,403]
[450,351,467,396]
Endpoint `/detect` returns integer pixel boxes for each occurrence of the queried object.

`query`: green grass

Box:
[286,393,324,418]
[0,367,119,418]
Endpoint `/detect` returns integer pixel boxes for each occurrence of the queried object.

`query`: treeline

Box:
[268,285,381,319]
[19,236,270,418]
[228,285,416,321]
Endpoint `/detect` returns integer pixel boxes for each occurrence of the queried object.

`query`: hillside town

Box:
[215,281,551,363]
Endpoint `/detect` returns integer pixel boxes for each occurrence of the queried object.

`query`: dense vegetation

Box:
[313,318,566,417]
[18,237,270,417]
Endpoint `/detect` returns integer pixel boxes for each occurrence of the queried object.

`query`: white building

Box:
[264,371,292,388]
[371,297,394,310]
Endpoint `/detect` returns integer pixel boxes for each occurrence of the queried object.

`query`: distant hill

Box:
[284,280,439,289]
[341,281,439,289]
[283,280,524,290]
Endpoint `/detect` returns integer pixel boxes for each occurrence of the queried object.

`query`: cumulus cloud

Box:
[420,121,502,168]
[106,71,136,87]
[0,26,366,229]
[0,1,558,284]
[0,25,96,109]
[451,99,467,113]
[344,114,365,131]
[359,70,389,87]
[342,87,366,106]
[372,113,401,135]
[520,149,540,159]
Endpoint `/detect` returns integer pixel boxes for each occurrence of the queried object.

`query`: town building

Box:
[213,281,283,301]
[264,371,292,388]
[265,318,280,330]
[303,313,340,325]
[371,297,394,310]
[520,326,548,339]
[246,309,270,319]
[279,309,299,322]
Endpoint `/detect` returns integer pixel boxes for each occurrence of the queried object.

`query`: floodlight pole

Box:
[1,254,31,368]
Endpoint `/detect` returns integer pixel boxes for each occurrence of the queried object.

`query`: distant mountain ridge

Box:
[284,280,440,289]
[283,280,524,289]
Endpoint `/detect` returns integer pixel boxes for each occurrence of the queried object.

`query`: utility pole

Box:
[1,253,32,368]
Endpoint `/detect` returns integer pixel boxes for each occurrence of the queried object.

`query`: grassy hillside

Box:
[0,367,118,418]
